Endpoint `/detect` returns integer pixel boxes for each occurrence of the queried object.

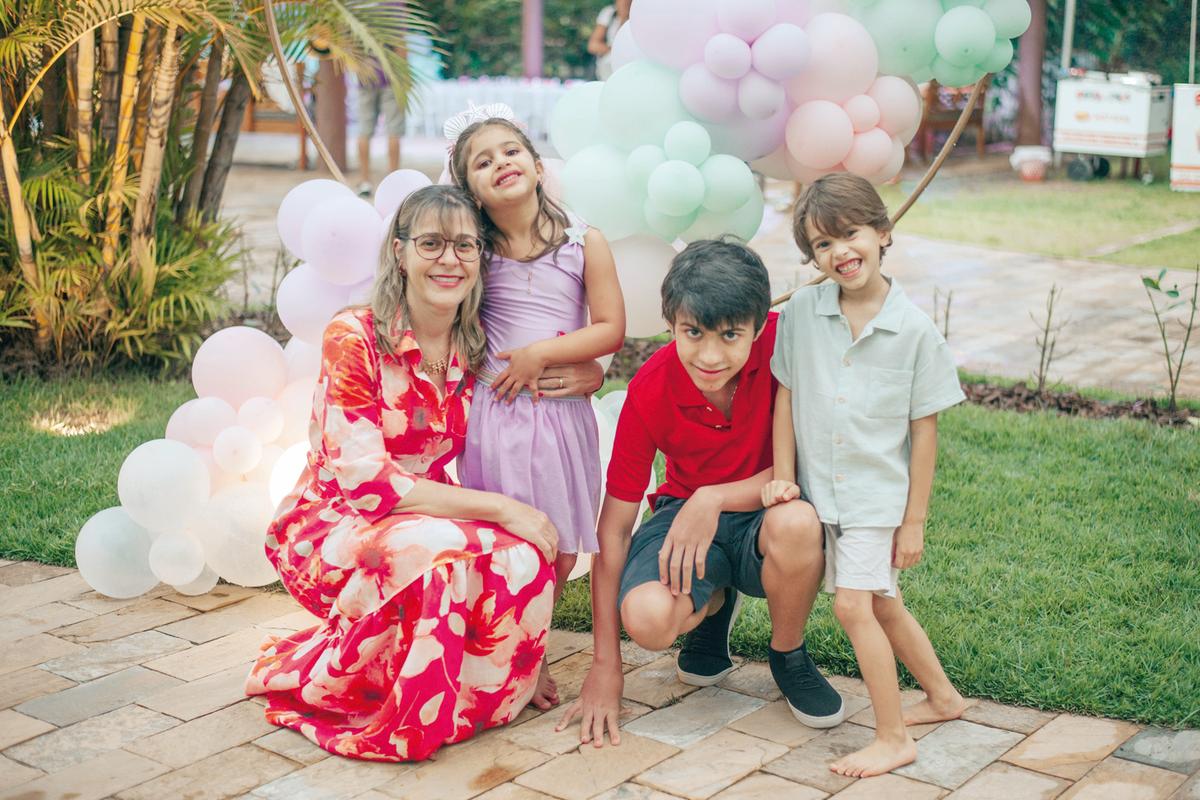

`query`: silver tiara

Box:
[443,101,518,142]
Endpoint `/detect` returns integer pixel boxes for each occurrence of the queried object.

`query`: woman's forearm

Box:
[394,478,513,523]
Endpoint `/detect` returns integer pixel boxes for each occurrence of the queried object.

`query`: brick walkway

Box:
[2,559,1197,799]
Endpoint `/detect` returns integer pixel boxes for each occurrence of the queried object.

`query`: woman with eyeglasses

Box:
[246,185,601,762]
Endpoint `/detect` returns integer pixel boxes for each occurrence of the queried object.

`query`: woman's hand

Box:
[500,499,559,562]
[538,359,606,398]
[492,344,548,403]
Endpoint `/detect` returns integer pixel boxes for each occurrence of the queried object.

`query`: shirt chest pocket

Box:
[866,367,913,419]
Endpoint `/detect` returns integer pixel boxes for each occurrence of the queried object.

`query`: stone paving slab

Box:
[0,564,1196,800]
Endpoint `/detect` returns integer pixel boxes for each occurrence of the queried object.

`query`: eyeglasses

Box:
[401,233,483,262]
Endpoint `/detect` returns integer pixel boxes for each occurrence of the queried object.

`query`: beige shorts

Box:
[821,523,900,598]
[356,82,406,138]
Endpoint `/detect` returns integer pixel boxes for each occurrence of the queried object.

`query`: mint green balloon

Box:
[941,0,985,8]
[935,6,996,67]
[563,144,646,241]
[647,160,705,218]
[549,82,603,160]
[700,155,755,214]
[856,0,941,79]
[931,54,984,87]
[627,145,667,192]
[979,38,1014,74]
[983,0,1031,39]
[681,189,764,244]
[600,61,689,152]
[644,201,698,242]
[664,122,712,167]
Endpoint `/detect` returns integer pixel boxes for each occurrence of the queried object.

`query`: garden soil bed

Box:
[607,339,1198,428]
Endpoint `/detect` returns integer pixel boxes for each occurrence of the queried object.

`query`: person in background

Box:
[588,0,632,79]
[356,65,405,195]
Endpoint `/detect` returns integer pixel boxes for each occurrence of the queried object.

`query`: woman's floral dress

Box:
[245,308,555,762]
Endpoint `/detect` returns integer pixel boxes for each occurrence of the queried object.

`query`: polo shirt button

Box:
[837,396,846,404]
[834,435,843,445]
[835,474,845,482]
[842,357,851,367]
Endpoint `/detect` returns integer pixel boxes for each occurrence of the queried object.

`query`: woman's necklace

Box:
[419,355,448,376]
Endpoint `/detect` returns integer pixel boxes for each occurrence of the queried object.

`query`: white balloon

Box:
[148,529,206,586]
[277,179,355,261]
[270,443,310,508]
[191,326,288,411]
[373,169,433,221]
[301,195,385,286]
[187,396,237,447]
[165,399,198,442]
[75,507,159,598]
[172,565,219,596]
[196,483,278,587]
[194,445,244,493]
[276,264,353,346]
[609,235,675,338]
[237,397,285,444]
[212,425,264,475]
[283,337,322,383]
[245,444,285,484]
[276,380,316,446]
[117,439,211,532]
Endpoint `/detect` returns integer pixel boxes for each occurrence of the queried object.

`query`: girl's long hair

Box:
[370,185,488,372]
[449,118,571,261]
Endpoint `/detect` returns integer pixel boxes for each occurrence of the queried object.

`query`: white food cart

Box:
[1170,84,1200,191]
[1052,73,1172,181]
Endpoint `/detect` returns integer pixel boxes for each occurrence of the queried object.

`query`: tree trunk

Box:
[130,23,163,173]
[99,20,120,146]
[101,14,147,270]
[0,98,49,353]
[314,59,347,174]
[76,32,96,182]
[40,50,64,140]
[132,23,181,288]
[1016,0,1047,146]
[178,40,223,222]
[198,69,251,222]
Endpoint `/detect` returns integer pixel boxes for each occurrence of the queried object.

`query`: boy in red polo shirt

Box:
[558,239,844,747]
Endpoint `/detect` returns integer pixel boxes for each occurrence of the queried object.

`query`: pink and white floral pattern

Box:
[245,309,554,762]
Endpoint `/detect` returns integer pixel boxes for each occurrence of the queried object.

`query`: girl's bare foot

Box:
[829,736,917,778]
[530,656,560,710]
[902,693,970,726]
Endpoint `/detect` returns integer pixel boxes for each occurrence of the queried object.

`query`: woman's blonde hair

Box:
[369,185,487,372]
[449,118,571,261]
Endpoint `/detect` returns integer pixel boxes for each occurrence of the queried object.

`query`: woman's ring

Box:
[558,377,564,390]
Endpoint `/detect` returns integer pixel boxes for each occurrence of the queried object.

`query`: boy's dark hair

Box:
[792,173,893,262]
[661,237,771,332]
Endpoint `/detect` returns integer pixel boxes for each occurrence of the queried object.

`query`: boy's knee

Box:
[833,591,875,628]
[760,502,821,565]
[871,592,904,623]
[621,585,682,651]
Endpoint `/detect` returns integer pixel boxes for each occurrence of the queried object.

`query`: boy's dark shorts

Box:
[618,496,767,614]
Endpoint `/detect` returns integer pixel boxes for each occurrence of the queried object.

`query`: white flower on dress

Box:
[490,544,542,596]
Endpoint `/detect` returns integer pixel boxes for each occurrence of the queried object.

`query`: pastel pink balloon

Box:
[869,76,922,139]
[751,24,811,80]
[844,94,881,133]
[276,380,317,446]
[187,397,237,447]
[276,263,353,346]
[717,0,778,40]
[276,179,354,261]
[373,169,432,221]
[283,337,321,383]
[843,128,895,177]
[212,425,263,475]
[165,399,198,442]
[786,100,855,169]
[775,0,813,26]
[542,157,565,203]
[749,146,795,180]
[611,24,645,71]
[237,397,285,443]
[193,445,243,492]
[738,71,787,120]
[705,33,753,80]
[705,101,791,161]
[787,13,879,105]
[192,327,287,411]
[863,137,907,185]
[680,63,740,123]
[300,195,384,286]
[631,0,720,70]
[784,147,845,184]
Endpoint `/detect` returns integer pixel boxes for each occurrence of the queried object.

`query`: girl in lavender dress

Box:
[450,114,626,709]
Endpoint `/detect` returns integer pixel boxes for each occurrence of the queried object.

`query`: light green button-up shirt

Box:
[771,278,965,528]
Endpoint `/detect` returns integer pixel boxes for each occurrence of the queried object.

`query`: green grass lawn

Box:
[3,376,1198,727]
[878,155,1200,270]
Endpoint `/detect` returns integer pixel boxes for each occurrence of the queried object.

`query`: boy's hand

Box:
[659,488,721,595]
[556,663,624,747]
[893,520,925,569]
[761,480,801,507]
[492,344,548,403]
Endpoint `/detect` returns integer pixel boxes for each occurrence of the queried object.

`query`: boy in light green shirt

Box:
[764,174,968,779]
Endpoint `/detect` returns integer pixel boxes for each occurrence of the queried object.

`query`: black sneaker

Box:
[769,642,845,728]
[676,588,743,686]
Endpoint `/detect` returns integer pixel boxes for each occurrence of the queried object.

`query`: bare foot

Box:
[902,693,970,726]
[829,736,917,778]
[529,656,560,710]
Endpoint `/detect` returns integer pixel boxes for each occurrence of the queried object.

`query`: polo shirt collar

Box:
[815,277,907,334]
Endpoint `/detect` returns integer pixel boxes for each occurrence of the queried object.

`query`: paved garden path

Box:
[222,139,1199,401]
[1,559,1198,799]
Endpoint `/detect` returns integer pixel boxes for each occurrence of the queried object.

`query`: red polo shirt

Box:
[606,313,778,506]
